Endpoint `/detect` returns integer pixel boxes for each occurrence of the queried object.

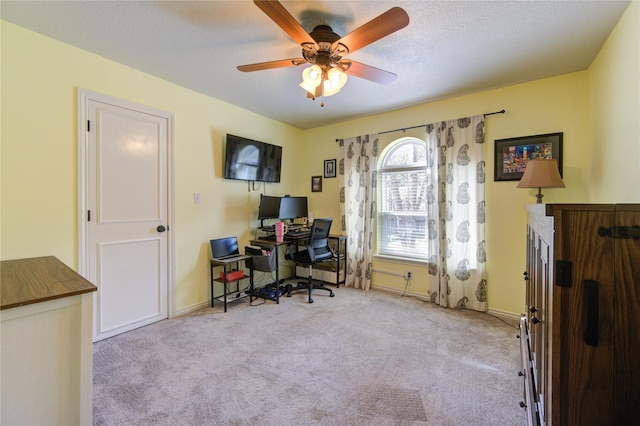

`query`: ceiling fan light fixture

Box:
[299,81,318,95]
[322,81,341,97]
[302,65,322,85]
[323,68,348,96]
[240,2,410,106]
[299,64,323,94]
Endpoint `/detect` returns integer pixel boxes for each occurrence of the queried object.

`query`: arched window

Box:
[377,138,429,260]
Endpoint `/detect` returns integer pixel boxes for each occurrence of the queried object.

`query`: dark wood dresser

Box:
[520,204,639,426]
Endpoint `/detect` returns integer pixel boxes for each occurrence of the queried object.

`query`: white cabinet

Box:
[1,256,97,425]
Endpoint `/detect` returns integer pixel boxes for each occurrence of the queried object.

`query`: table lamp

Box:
[517,159,565,204]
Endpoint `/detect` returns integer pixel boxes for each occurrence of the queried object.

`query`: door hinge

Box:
[598,226,640,239]
[87,120,91,132]
[87,210,91,222]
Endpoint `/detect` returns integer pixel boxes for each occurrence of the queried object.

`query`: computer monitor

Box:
[279,196,308,220]
[258,195,281,219]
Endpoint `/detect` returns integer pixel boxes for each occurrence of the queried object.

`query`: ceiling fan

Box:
[237,0,410,103]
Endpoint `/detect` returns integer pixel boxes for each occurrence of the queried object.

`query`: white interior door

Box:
[78,90,174,342]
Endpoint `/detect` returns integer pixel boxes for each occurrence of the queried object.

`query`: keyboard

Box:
[287,230,310,237]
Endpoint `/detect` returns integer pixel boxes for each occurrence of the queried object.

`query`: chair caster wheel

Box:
[309,299,314,303]
[330,292,335,297]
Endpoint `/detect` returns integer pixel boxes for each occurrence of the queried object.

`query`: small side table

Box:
[210,255,252,312]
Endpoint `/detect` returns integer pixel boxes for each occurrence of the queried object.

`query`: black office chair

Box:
[287,218,336,303]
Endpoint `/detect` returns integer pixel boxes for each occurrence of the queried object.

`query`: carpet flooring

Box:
[93,286,526,425]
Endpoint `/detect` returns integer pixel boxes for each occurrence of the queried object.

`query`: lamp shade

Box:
[517,159,565,204]
[517,159,565,189]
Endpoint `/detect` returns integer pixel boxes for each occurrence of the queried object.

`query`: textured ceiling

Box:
[1,1,630,129]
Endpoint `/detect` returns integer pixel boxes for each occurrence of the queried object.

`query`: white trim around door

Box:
[77,88,176,340]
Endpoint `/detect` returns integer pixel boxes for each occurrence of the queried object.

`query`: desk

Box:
[250,234,347,302]
[210,255,252,312]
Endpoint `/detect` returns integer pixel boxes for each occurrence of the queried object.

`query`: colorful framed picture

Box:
[311,175,322,192]
[494,132,563,181]
[324,159,336,178]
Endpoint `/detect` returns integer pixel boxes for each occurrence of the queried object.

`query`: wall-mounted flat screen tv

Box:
[224,134,282,183]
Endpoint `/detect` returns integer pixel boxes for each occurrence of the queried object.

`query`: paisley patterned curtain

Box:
[425,115,487,311]
[338,134,379,290]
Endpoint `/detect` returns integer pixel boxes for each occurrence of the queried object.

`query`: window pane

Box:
[382,141,426,168]
[380,171,428,213]
[379,212,429,259]
[378,138,430,260]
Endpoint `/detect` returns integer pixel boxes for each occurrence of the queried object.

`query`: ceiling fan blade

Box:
[237,58,306,72]
[333,7,409,54]
[343,60,397,85]
[254,0,317,48]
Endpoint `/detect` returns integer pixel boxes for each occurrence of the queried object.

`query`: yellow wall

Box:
[2,0,638,316]
[0,21,303,311]
[301,72,591,316]
[588,0,640,202]
[297,2,639,316]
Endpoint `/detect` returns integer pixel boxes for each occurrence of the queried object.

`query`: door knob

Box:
[157,225,167,233]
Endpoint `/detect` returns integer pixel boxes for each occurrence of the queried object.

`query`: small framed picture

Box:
[311,175,322,192]
[494,132,563,181]
[324,159,336,178]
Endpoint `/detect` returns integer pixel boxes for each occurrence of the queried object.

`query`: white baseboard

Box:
[176,286,523,325]
[370,284,432,301]
[487,309,522,326]
[372,284,521,326]
[175,301,209,317]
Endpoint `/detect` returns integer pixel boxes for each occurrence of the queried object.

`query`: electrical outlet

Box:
[407,271,412,279]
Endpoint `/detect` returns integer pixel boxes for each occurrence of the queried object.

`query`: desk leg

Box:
[211,264,215,308]
[336,238,341,288]
[249,266,254,305]
[274,244,280,304]
[340,237,347,287]
[223,264,228,313]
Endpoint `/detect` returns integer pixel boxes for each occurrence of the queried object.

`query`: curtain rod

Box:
[378,124,425,135]
[484,109,506,117]
[336,109,506,141]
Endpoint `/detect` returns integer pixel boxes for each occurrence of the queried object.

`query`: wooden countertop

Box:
[1,256,97,310]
